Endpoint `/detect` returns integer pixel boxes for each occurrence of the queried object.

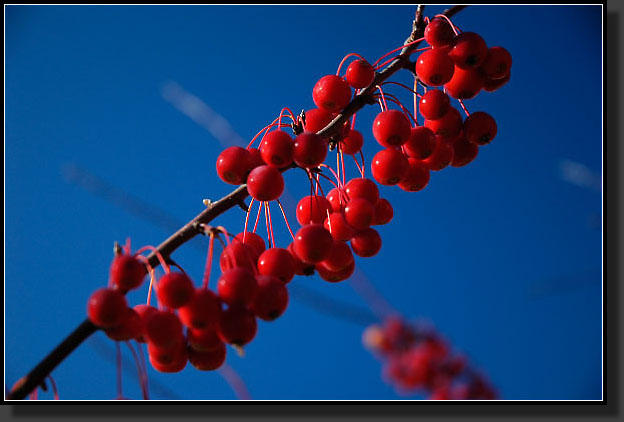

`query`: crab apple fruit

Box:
[296,195,333,225]
[451,137,479,167]
[144,309,184,348]
[372,198,393,226]
[463,111,497,145]
[303,108,334,133]
[293,132,328,168]
[351,227,382,257]
[87,288,128,328]
[217,267,258,307]
[424,18,455,47]
[218,305,258,346]
[344,177,380,205]
[415,49,455,86]
[372,110,412,148]
[312,74,352,113]
[344,197,376,230]
[424,107,463,139]
[188,341,226,371]
[422,138,454,171]
[287,242,316,276]
[320,239,354,272]
[293,224,334,264]
[326,187,347,212]
[480,46,512,80]
[149,343,188,373]
[260,130,294,168]
[341,129,364,155]
[216,146,251,185]
[444,66,484,100]
[187,327,222,352]
[250,275,289,321]
[371,148,409,186]
[448,32,488,69]
[324,211,356,241]
[246,165,284,202]
[483,70,510,92]
[418,90,450,121]
[105,307,142,341]
[399,158,430,192]
[178,288,221,330]
[316,259,355,283]
[346,59,375,89]
[403,126,437,160]
[233,232,266,257]
[156,272,195,309]
[257,247,296,284]
[109,254,146,291]
[133,304,159,343]
[220,241,258,272]
[247,147,265,169]
[148,340,187,367]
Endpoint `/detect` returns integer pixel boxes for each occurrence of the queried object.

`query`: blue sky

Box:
[5,5,602,400]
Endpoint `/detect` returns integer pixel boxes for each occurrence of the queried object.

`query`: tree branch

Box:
[7,4,466,400]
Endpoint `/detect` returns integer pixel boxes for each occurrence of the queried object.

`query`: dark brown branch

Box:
[7,4,466,400]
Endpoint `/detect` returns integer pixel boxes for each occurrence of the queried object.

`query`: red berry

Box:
[415,49,455,86]
[372,198,393,225]
[371,148,409,186]
[250,275,289,321]
[303,108,334,133]
[444,66,484,100]
[287,242,316,276]
[296,195,332,225]
[326,187,347,212]
[424,107,463,139]
[216,146,251,185]
[372,110,412,148]
[316,259,355,283]
[403,126,437,159]
[144,309,184,348]
[188,341,226,371]
[233,232,266,257]
[148,340,187,367]
[87,288,128,328]
[418,90,450,121]
[247,147,265,170]
[344,197,376,230]
[312,75,352,112]
[156,272,195,309]
[133,304,159,343]
[149,353,188,373]
[424,18,455,47]
[341,129,364,155]
[105,307,142,341]
[422,138,454,171]
[187,326,222,352]
[344,178,380,205]
[448,32,488,69]
[257,247,296,284]
[293,132,328,168]
[463,111,497,145]
[483,70,510,92]
[324,211,356,241]
[320,239,354,272]
[109,254,146,291]
[178,288,221,330]
[346,59,375,89]
[218,305,257,346]
[451,136,479,167]
[350,228,382,257]
[220,241,258,272]
[260,130,294,168]
[293,224,334,264]
[481,46,512,80]
[217,267,257,307]
[246,165,284,201]
[398,158,431,192]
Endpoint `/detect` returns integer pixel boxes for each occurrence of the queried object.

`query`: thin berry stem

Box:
[124,341,148,400]
[336,52,367,76]
[457,99,471,117]
[202,234,215,289]
[276,199,295,240]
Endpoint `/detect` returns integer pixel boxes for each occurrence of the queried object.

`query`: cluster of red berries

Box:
[363,316,497,400]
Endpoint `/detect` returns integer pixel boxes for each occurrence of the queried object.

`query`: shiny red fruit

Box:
[372,198,393,225]
[288,242,316,276]
[216,146,251,185]
[463,111,497,145]
[403,126,437,159]
[444,66,484,100]
[371,148,409,186]
[220,241,258,272]
[144,309,184,348]
[148,339,187,367]
[87,288,128,328]
[424,18,455,47]
[246,165,284,201]
[260,130,294,168]
[372,110,412,147]
[346,59,375,89]
[188,342,226,371]
[326,187,347,212]
[344,197,376,230]
[424,107,463,139]
[320,239,354,272]
[341,129,364,155]
[187,326,222,352]
[247,147,264,170]
[133,304,159,343]
[110,254,146,291]
[233,232,266,257]
[422,138,454,171]
[218,305,258,346]
[324,211,356,241]
[451,136,479,167]
[481,46,512,80]
[257,247,296,284]
[105,307,142,341]
[350,228,382,257]
[178,288,221,330]
[398,158,431,192]
[156,272,195,309]
[483,71,510,92]
[312,75,352,113]
[415,49,455,86]
[293,132,328,168]
[344,178,379,205]
[217,267,257,307]
[316,259,355,283]
[418,90,450,121]
[303,108,334,133]
[296,195,332,225]
[250,275,289,321]
[293,224,334,264]
[448,32,488,69]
